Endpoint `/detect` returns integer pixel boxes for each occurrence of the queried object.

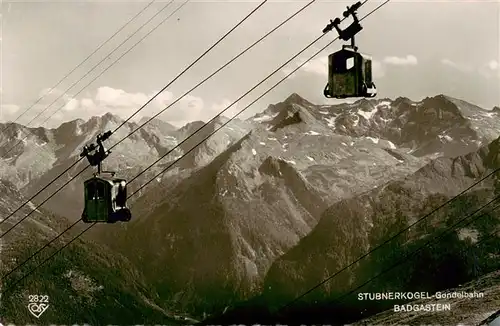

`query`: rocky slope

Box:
[198,95,500,324]
[3,113,249,222]
[169,116,253,169]
[2,93,499,323]
[104,94,489,317]
[251,136,500,324]
[0,115,175,187]
[0,179,183,324]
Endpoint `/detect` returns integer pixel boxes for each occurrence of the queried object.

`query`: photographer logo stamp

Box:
[27,294,49,318]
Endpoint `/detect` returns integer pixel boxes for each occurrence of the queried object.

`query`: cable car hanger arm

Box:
[80,130,113,175]
[322,1,363,49]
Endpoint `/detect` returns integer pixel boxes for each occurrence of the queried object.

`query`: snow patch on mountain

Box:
[324,116,337,128]
[357,107,377,120]
[438,134,454,142]
[250,94,500,160]
[252,112,279,123]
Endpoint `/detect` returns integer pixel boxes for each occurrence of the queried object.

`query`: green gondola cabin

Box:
[82,176,131,223]
[321,1,377,99]
[80,130,132,223]
[323,47,377,99]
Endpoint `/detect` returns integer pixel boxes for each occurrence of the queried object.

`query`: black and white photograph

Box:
[0,0,499,324]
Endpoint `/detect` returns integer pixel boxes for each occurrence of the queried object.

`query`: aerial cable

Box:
[107,0,316,152]
[1,0,178,157]
[323,197,500,311]
[279,170,500,307]
[1,219,81,281]
[127,0,374,190]
[2,220,94,292]
[0,0,189,230]
[3,0,379,290]
[129,0,398,195]
[119,0,500,315]
[5,189,500,303]
[279,170,499,311]
[6,0,263,158]
[0,0,266,231]
[3,2,498,320]
[0,0,156,134]
[1,3,494,307]
[0,0,319,286]
[108,0,269,134]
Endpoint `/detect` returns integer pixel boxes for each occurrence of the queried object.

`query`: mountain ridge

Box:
[1,93,499,324]
[0,178,184,324]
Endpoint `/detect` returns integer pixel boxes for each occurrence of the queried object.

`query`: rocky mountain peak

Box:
[283,93,312,106]
[421,94,465,118]
[351,97,376,108]
[254,94,322,133]
[138,116,177,133]
[391,96,411,106]
[102,112,122,123]
[213,115,230,125]
[268,105,312,132]
[249,94,500,159]
[0,122,24,138]
[84,112,123,129]
[258,156,296,178]
[177,120,206,134]
[57,118,85,129]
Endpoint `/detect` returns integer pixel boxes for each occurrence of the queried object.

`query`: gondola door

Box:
[85,178,109,222]
[329,50,358,98]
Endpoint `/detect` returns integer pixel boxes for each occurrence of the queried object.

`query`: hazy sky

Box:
[1,0,499,128]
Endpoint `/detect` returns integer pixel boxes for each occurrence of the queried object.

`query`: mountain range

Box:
[0,93,498,324]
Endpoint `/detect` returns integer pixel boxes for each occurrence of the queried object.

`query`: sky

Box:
[0,0,499,129]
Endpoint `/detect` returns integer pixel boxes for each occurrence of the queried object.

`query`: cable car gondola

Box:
[80,131,132,223]
[322,1,377,99]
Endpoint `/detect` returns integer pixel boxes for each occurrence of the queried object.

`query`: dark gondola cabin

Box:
[321,1,377,99]
[82,176,131,223]
[323,46,377,99]
[80,130,132,223]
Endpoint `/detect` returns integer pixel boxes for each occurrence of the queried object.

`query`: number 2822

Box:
[28,295,49,303]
